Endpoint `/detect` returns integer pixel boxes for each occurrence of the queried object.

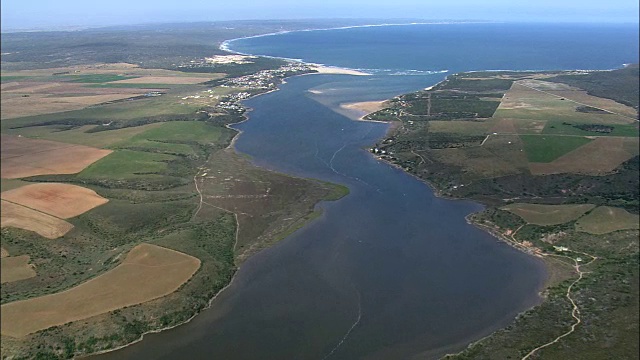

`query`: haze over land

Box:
[1,0,639,31]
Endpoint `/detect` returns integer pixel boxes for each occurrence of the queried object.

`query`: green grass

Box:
[0,75,30,82]
[111,121,230,155]
[576,206,639,234]
[3,123,165,148]
[78,150,176,179]
[131,121,227,144]
[437,77,514,91]
[520,135,592,162]
[0,179,30,192]
[1,95,200,133]
[428,120,493,135]
[112,139,196,156]
[542,121,639,137]
[501,203,595,226]
[64,74,139,83]
[85,83,178,89]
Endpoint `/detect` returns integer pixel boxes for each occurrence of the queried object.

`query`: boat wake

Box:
[321,291,363,360]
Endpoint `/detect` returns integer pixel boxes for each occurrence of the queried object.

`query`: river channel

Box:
[99,73,546,359]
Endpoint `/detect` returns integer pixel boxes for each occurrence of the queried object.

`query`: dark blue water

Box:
[98,23,638,360]
[229,23,639,73]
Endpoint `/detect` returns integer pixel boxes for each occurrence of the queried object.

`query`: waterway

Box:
[98,22,638,359]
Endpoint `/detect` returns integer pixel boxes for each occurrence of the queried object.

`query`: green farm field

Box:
[576,206,639,235]
[64,74,139,83]
[542,120,639,137]
[78,150,177,180]
[519,134,592,162]
[501,203,595,226]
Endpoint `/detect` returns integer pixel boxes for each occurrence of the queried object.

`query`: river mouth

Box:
[98,73,547,360]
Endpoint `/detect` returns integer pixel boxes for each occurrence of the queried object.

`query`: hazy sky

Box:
[2,0,639,31]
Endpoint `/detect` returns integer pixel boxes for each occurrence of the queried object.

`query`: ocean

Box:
[226,22,639,73]
[97,22,639,360]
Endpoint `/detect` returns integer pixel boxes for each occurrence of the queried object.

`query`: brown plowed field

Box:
[0,200,73,239]
[1,183,108,219]
[1,135,112,179]
[1,255,36,284]
[1,91,151,119]
[0,243,200,338]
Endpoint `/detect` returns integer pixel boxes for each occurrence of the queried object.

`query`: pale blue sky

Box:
[2,0,638,31]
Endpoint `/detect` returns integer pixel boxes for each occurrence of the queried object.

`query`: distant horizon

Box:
[2,0,638,32]
[1,18,639,34]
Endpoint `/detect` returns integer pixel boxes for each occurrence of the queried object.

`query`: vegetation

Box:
[368,68,639,360]
[501,203,595,226]
[546,65,640,110]
[64,74,138,83]
[519,135,592,162]
[575,206,639,234]
[0,24,351,358]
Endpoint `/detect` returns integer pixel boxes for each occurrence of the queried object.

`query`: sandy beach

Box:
[308,64,371,76]
[340,100,387,114]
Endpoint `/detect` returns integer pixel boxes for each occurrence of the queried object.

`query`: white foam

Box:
[219,21,490,76]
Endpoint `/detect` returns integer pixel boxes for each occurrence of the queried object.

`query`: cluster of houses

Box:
[221,63,311,90]
[215,92,252,112]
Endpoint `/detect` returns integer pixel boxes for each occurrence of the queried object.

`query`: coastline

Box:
[218,22,462,77]
[219,20,493,54]
[91,23,626,359]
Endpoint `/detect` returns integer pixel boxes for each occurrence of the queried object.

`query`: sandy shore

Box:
[340,100,387,114]
[336,100,391,123]
[308,64,371,76]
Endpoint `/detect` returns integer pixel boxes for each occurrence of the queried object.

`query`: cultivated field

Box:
[1,135,112,179]
[1,123,164,148]
[0,81,154,119]
[529,137,638,175]
[1,183,108,219]
[520,135,592,163]
[501,203,595,226]
[111,76,215,85]
[0,200,74,239]
[0,63,224,119]
[0,243,200,338]
[520,79,638,118]
[575,206,640,235]
[495,81,635,125]
[1,256,36,284]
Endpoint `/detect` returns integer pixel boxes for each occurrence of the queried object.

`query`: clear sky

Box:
[2,0,639,31]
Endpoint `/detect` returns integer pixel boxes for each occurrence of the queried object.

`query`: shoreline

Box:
[88,25,617,358]
[219,20,493,54]
[85,69,348,359]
